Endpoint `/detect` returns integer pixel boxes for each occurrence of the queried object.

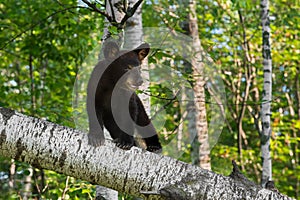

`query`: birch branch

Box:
[0,107,292,200]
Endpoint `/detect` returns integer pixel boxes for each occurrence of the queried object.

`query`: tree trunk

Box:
[260,0,273,187]
[0,107,291,200]
[188,0,211,170]
[82,0,148,198]
[8,159,15,190]
[95,0,126,198]
[23,167,33,200]
[124,0,150,115]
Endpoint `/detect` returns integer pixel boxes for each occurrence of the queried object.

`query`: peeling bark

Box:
[0,107,292,200]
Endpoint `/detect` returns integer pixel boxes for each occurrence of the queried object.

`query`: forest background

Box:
[0,0,299,199]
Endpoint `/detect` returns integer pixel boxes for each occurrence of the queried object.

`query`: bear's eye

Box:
[128,65,134,70]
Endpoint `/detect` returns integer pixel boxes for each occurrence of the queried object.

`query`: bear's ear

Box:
[134,43,150,61]
[103,41,119,60]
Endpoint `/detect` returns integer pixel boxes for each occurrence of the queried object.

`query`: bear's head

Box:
[103,41,150,91]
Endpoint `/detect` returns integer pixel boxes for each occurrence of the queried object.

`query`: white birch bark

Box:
[188,0,211,170]
[0,107,291,200]
[123,0,150,115]
[260,0,273,187]
[95,0,125,198]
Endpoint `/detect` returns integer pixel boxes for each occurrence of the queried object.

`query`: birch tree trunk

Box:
[188,0,211,170]
[81,0,147,198]
[124,0,150,115]
[94,0,125,198]
[260,0,273,187]
[0,107,292,199]
[123,0,143,48]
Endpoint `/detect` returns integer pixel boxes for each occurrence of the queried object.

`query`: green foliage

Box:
[0,0,299,198]
[136,0,300,197]
[193,0,299,198]
[0,0,103,198]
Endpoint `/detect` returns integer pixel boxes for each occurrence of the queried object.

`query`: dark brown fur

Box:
[87,41,162,152]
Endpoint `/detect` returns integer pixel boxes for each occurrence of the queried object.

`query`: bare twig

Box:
[108,0,116,22]
[81,0,113,21]
[119,0,144,26]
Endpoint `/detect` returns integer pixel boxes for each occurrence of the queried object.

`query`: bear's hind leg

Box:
[132,95,162,153]
[103,113,135,150]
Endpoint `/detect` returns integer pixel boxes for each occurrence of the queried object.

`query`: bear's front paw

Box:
[88,131,105,147]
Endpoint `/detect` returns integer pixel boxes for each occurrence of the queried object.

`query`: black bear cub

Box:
[87,41,162,153]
